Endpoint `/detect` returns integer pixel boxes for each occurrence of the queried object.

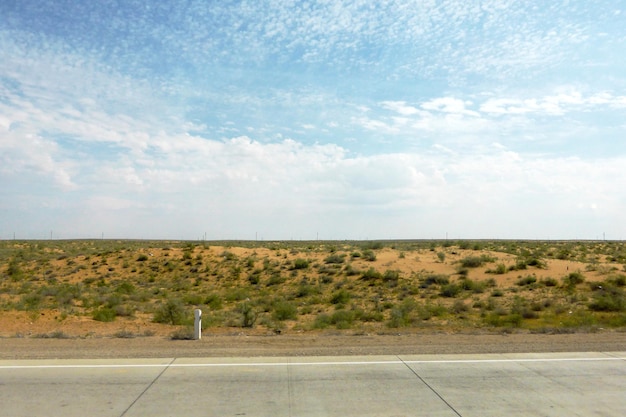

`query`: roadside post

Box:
[194,308,202,340]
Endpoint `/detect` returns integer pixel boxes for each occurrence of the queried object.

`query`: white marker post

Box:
[194,309,202,340]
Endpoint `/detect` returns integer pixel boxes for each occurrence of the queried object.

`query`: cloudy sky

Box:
[1,1,625,240]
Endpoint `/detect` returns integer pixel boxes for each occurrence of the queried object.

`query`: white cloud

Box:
[381,101,421,116]
[481,91,626,115]
[421,97,479,117]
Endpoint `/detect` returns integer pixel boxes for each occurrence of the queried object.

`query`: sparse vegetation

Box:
[0,239,625,336]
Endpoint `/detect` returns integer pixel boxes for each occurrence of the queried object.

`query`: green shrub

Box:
[153,299,186,325]
[382,270,401,284]
[204,294,223,310]
[19,293,43,310]
[344,264,360,276]
[330,289,351,305]
[440,283,461,298]
[267,273,286,286]
[361,241,383,250]
[450,300,469,314]
[137,254,148,262]
[362,249,377,261]
[563,272,585,288]
[588,286,625,312]
[329,310,355,329]
[541,277,558,287]
[312,313,331,329]
[295,284,319,298]
[272,301,298,321]
[7,258,23,280]
[459,278,486,293]
[388,299,418,328]
[324,254,346,264]
[516,275,537,286]
[609,274,626,287]
[460,256,483,268]
[361,267,382,281]
[293,258,309,269]
[421,274,449,288]
[115,282,136,294]
[237,302,257,328]
[92,307,117,322]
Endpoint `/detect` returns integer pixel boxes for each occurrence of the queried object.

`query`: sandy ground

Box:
[1,330,625,360]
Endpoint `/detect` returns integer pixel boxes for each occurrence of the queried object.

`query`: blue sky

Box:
[1,0,625,240]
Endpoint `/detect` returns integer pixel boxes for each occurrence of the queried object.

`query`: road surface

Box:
[1,352,624,416]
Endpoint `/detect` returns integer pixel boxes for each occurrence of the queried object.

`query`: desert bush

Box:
[450,299,469,314]
[183,293,204,305]
[272,300,298,321]
[516,275,537,286]
[295,284,319,298]
[437,252,446,262]
[7,258,23,280]
[204,294,223,310]
[170,327,195,340]
[153,299,186,325]
[19,293,43,310]
[330,289,351,305]
[113,329,136,338]
[541,277,558,287]
[92,307,117,322]
[563,272,585,288]
[382,270,401,284]
[237,301,257,328]
[440,283,461,298]
[344,264,360,276]
[609,274,626,287]
[361,241,384,250]
[312,313,332,329]
[324,253,346,264]
[361,267,382,281]
[293,258,309,270]
[525,257,546,268]
[221,251,237,261]
[460,256,484,268]
[496,263,507,274]
[388,298,418,328]
[459,278,486,293]
[115,281,136,295]
[329,310,355,329]
[588,285,625,312]
[483,311,523,327]
[247,271,261,285]
[267,273,286,286]
[137,254,148,262]
[362,249,377,261]
[421,274,449,288]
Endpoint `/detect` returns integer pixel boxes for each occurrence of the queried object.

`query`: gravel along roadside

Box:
[1,331,625,360]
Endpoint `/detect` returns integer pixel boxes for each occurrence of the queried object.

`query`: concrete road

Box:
[0,352,624,416]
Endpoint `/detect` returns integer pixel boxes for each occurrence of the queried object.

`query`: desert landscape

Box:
[1,239,625,358]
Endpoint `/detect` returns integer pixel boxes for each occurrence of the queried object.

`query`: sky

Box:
[1,0,625,241]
